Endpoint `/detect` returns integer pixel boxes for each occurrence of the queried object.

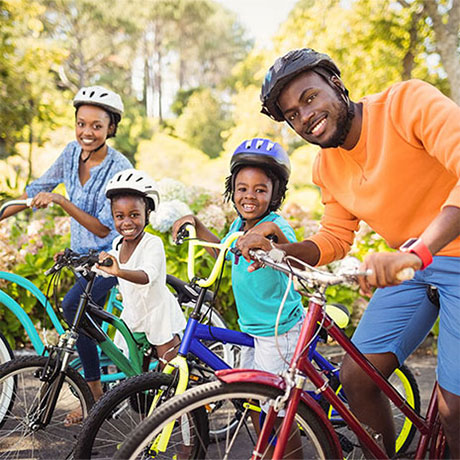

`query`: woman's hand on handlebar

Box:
[30,192,65,209]
[358,251,420,296]
[172,215,197,242]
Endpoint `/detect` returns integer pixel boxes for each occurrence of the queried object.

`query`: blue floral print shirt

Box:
[26,141,132,253]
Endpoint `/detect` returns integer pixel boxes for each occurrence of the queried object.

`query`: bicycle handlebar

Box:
[248,248,415,290]
[45,249,113,276]
[175,223,243,288]
[0,198,33,219]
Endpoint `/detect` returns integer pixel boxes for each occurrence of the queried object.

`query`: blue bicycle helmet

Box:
[260,48,344,121]
[225,138,291,212]
[230,138,291,181]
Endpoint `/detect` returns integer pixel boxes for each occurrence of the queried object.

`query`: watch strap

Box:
[399,238,433,270]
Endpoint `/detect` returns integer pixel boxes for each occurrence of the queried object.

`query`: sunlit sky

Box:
[215,0,298,46]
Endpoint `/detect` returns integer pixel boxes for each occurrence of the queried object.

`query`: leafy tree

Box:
[275,0,457,100]
[0,0,67,177]
[175,88,231,158]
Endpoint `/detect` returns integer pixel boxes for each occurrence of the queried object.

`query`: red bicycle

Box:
[114,248,446,459]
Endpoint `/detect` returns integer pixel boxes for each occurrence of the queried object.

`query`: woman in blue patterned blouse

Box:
[1,86,132,423]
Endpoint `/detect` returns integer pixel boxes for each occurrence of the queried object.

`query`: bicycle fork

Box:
[29,330,77,430]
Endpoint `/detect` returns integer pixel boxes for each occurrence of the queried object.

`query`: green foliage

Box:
[145,226,238,330]
[170,87,203,117]
[0,208,71,347]
[111,98,154,164]
[175,88,232,158]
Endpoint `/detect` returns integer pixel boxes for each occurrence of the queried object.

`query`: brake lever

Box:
[175,225,190,245]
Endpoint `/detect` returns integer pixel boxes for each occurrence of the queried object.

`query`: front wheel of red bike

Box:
[114,380,341,459]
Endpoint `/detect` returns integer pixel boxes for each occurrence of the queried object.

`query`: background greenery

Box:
[1,0,456,348]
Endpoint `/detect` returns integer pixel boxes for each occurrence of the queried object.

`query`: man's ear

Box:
[331,75,346,92]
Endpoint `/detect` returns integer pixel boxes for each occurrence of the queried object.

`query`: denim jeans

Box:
[61,275,117,381]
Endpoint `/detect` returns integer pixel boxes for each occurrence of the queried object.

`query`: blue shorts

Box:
[351,256,460,396]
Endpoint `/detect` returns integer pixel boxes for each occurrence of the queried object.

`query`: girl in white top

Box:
[96,169,186,365]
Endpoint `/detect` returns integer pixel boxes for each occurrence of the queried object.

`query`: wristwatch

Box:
[399,238,433,270]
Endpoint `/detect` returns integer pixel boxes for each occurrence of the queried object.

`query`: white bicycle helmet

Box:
[106,169,160,212]
[73,86,124,116]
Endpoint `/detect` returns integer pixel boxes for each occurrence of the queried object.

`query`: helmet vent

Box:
[135,177,143,182]
[245,140,251,149]
[255,140,264,149]
[100,93,108,98]
[266,142,274,151]
[90,91,95,98]
[126,173,133,181]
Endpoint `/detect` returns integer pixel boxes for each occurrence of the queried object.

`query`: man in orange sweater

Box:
[237,48,460,457]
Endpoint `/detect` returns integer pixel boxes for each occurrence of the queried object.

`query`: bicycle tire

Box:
[327,364,420,457]
[0,332,13,366]
[73,371,177,459]
[114,380,341,459]
[0,332,14,427]
[0,355,94,459]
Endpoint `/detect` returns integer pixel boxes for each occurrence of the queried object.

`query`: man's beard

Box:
[318,91,355,149]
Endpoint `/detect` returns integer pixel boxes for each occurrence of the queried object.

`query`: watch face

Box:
[400,238,418,250]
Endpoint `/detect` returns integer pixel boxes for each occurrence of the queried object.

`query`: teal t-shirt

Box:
[223,212,303,337]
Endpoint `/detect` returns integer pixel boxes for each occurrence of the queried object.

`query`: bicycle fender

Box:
[215,368,343,455]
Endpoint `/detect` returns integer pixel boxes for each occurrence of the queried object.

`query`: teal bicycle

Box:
[0,199,231,382]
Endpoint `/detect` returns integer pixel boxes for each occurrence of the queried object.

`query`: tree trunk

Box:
[402,7,423,80]
[422,0,460,104]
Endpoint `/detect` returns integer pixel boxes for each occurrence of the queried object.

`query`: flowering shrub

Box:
[0,208,71,348]
[3,178,429,348]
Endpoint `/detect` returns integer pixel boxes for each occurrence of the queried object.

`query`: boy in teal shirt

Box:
[173,138,304,374]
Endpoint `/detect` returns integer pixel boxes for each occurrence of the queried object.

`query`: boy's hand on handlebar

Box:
[30,192,64,209]
[172,215,196,242]
[359,252,420,296]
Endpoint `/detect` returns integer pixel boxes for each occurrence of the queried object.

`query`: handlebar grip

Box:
[99,258,113,267]
[230,247,242,257]
[396,267,415,281]
[175,224,191,244]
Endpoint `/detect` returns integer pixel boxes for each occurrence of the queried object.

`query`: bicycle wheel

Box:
[0,356,94,459]
[327,364,420,457]
[0,332,13,366]
[114,380,341,459]
[0,332,14,427]
[73,372,177,459]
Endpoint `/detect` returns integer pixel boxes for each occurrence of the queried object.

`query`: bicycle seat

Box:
[427,285,440,308]
[166,274,214,305]
[325,303,350,329]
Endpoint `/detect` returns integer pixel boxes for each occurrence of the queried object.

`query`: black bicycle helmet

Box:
[225,138,290,212]
[260,48,342,121]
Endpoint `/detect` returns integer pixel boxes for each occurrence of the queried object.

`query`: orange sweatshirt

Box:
[307,79,460,266]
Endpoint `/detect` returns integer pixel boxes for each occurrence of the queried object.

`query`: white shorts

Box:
[239,318,303,374]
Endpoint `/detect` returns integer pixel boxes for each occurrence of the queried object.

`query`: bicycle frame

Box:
[217,295,445,459]
[0,269,135,382]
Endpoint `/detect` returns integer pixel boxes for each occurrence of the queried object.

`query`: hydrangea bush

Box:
[1,178,410,348]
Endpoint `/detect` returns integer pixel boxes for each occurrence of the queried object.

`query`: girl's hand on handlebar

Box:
[95,252,119,276]
[172,215,196,242]
[30,192,65,209]
[359,251,420,296]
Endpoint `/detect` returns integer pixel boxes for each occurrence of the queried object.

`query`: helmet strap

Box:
[81,141,106,163]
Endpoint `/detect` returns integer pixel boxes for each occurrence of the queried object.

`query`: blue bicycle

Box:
[73,225,420,459]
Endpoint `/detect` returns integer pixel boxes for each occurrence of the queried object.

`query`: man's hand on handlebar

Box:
[358,251,420,296]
